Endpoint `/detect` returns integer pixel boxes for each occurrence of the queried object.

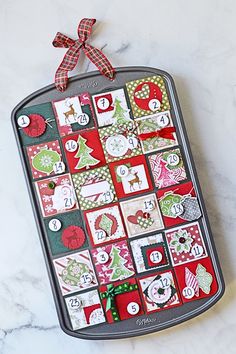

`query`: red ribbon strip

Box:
[138,126,176,140]
[52,18,115,92]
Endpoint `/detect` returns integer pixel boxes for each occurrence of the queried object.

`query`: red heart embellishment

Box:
[127,210,144,224]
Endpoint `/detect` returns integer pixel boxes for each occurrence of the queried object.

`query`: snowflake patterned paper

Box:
[126,76,170,118]
[165,222,207,266]
[138,270,181,313]
[92,88,131,127]
[174,257,218,303]
[136,111,178,154]
[53,250,97,295]
[99,123,142,163]
[53,93,96,136]
[148,147,187,188]
[120,194,164,237]
[65,290,106,330]
[35,173,78,217]
[130,234,170,273]
[91,240,135,284]
[84,203,126,246]
[26,140,64,179]
[72,166,117,211]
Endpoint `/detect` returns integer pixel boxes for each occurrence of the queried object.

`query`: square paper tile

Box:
[130,234,170,273]
[35,173,78,217]
[65,290,106,330]
[84,203,126,246]
[174,257,218,303]
[165,222,207,266]
[91,240,135,284]
[138,270,181,313]
[53,250,97,295]
[136,111,178,154]
[120,194,164,238]
[26,140,64,180]
[98,123,142,163]
[53,93,96,136]
[62,130,106,174]
[157,181,202,228]
[100,278,144,323]
[148,147,187,188]
[44,211,88,256]
[92,88,132,127]
[126,76,170,118]
[72,166,117,211]
[109,155,154,199]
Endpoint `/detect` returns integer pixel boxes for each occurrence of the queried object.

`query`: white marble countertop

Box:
[0,0,236,353]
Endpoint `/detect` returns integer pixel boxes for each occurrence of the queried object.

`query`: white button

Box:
[94,229,106,242]
[157,113,169,127]
[49,218,62,232]
[191,244,204,257]
[157,275,171,289]
[77,113,90,126]
[65,139,78,152]
[17,115,30,128]
[167,153,180,166]
[149,250,163,264]
[127,302,140,315]
[97,97,110,110]
[101,190,114,204]
[97,251,109,264]
[127,136,138,150]
[182,286,195,299]
[68,296,81,309]
[144,199,155,211]
[148,99,161,111]
[80,272,92,285]
[170,203,184,217]
[53,161,65,174]
[116,165,129,178]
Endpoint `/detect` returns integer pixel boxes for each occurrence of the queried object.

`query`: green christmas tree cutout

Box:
[112,98,132,126]
[99,214,113,236]
[108,245,134,281]
[75,135,100,170]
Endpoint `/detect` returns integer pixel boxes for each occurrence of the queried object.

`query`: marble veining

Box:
[0,0,236,353]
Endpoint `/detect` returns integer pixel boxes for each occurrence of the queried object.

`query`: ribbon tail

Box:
[105,296,112,312]
[159,127,176,140]
[84,44,115,80]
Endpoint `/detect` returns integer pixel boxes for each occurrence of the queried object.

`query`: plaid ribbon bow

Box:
[52,18,115,92]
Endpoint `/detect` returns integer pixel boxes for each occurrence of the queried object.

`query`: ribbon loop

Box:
[53,18,115,91]
[138,126,176,141]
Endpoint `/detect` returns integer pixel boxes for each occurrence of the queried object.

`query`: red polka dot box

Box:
[12,67,224,340]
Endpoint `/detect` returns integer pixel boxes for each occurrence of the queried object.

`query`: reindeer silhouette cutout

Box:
[63,104,76,124]
[128,171,142,191]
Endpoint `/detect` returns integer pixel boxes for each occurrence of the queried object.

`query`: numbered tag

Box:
[157,275,171,289]
[77,113,90,126]
[97,251,109,264]
[53,161,65,174]
[17,115,30,128]
[182,286,195,299]
[144,199,155,211]
[63,196,75,209]
[127,302,140,315]
[127,136,138,150]
[80,272,93,285]
[191,244,204,258]
[170,203,184,217]
[101,190,114,204]
[68,296,81,310]
[65,139,78,152]
[148,99,161,112]
[97,97,110,110]
[94,229,106,242]
[49,218,62,232]
[116,165,129,178]
[157,113,170,127]
[167,153,180,166]
[149,250,163,264]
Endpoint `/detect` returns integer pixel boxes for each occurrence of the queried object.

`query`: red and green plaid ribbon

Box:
[52,18,115,92]
[100,282,138,322]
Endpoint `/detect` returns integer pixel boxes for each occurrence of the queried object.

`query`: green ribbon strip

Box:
[100,282,138,320]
